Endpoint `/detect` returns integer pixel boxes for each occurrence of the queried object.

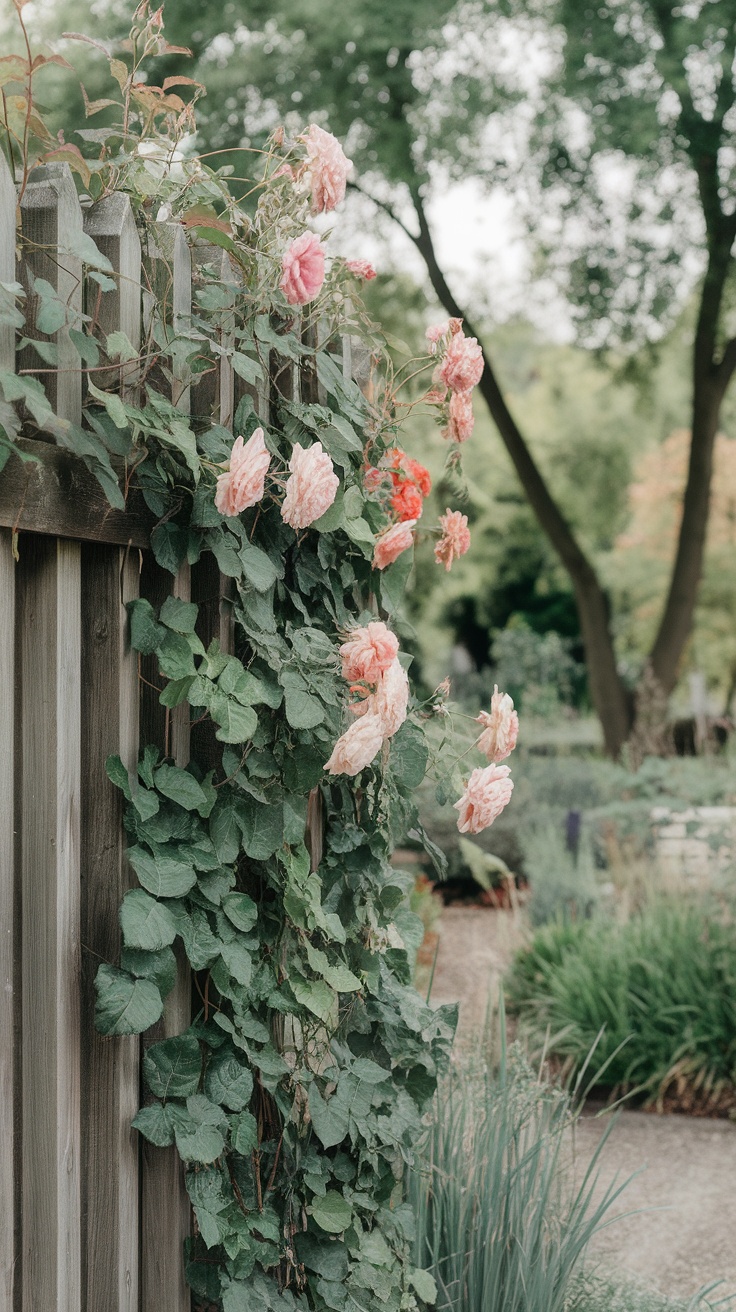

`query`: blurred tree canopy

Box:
[22,0,736,755]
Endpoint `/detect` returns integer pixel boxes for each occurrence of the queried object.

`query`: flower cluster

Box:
[277,127,374,306]
[454,685,519,834]
[363,449,432,570]
[325,622,409,775]
[214,428,338,528]
[426,318,484,444]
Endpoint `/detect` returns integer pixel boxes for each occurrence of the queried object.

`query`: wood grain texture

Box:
[80,545,140,1312]
[139,560,192,1312]
[17,164,83,425]
[18,535,81,1312]
[0,437,153,546]
[0,152,15,373]
[0,531,16,1310]
[83,193,142,398]
[191,245,237,429]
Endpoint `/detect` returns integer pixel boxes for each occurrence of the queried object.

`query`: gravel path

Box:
[431,905,736,1301]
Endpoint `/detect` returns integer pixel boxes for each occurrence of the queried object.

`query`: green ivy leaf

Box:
[310,1190,353,1235]
[236,797,283,861]
[94,963,163,1035]
[231,1109,258,1155]
[120,889,177,951]
[221,892,258,932]
[160,595,199,632]
[144,1033,202,1099]
[205,1051,254,1111]
[127,844,197,898]
[409,1269,438,1304]
[154,764,210,815]
[390,721,429,790]
[131,1101,178,1147]
[308,1083,349,1149]
[174,1121,226,1164]
[121,945,177,996]
[291,975,336,1022]
[127,598,166,655]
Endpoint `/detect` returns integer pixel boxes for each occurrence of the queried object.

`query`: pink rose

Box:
[373,657,409,738]
[373,519,416,571]
[454,764,514,834]
[280,231,326,306]
[438,332,484,392]
[346,259,377,281]
[324,712,384,776]
[446,389,474,442]
[340,621,399,685]
[303,124,352,213]
[476,685,519,763]
[434,509,471,572]
[214,428,271,518]
[281,441,339,529]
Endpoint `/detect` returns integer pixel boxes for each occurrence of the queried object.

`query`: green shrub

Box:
[408,1041,627,1312]
[506,902,736,1101]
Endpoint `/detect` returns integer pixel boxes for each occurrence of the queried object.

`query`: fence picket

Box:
[0,529,16,1309]
[80,545,140,1312]
[16,163,83,425]
[140,561,192,1312]
[17,535,82,1312]
[0,153,14,373]
[83,193,142,398]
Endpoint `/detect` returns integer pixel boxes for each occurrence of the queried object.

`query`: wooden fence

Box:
[0,157,352,1312]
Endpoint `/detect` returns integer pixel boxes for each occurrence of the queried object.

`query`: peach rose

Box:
[346,259,377,280]
[447,389,474,442]
[340,621,399,685]
[281,442,339,529]
[391,481,424,522]
[280,231,325,306]
[214,428,271,518]
[303,124,352,213]
[373,657,409,738]
[434,509,471,572]
[373,520,416,571]
[454,764,514,834]
[476,685,519,763]
[324,712,384,776]
[438,332,484,392]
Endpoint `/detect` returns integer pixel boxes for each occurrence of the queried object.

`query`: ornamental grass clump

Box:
[409,1037,627,1312]
[506,901,736,1110]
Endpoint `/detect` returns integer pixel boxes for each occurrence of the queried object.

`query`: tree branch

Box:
[352,175,632,753]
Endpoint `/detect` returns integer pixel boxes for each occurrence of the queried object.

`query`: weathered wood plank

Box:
[191,245,237,428]
[139,560,191,1312]
[0,530,16,1309]
[0,152,15,373]
[83,192,142,398]
[18,535,81,1312]
[142,223,192,413]
[0,437,153,547]
[80,544,140,1312]
[17,163,83,425]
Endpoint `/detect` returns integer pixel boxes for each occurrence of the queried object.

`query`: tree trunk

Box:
[408,187,633,756]
[648,216,736,693]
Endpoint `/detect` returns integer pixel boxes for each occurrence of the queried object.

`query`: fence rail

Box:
[0,158,348,1312]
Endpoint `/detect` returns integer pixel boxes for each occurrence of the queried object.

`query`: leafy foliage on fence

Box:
[0,5,510,1309]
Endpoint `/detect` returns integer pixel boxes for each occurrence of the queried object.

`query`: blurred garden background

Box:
[6,0,736,1307]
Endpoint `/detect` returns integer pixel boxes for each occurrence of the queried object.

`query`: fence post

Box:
[17,535,82,1312]
[16,163,83,425]
[80,545,141,1312]
[83,192,142,398]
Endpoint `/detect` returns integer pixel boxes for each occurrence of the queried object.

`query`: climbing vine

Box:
[1,6,518,1310]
